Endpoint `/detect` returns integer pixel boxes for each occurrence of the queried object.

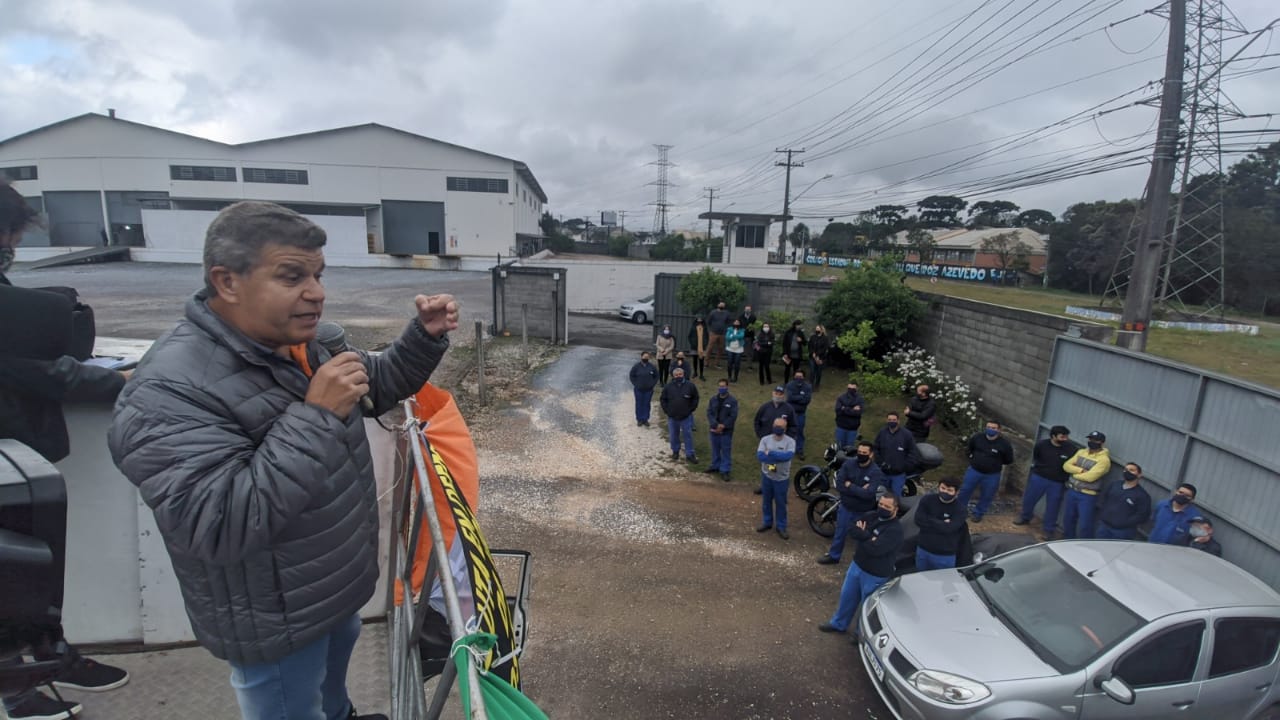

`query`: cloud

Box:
[2,0,1277,232]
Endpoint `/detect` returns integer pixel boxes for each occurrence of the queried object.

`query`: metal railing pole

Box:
[475,321,486,406]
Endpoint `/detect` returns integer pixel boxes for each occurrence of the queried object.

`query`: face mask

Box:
[1087,440,1102,450]
[857,454,871,465]
[0,247,14,273]
[733,325,740,329]
[1173,494,1191,506]
[662,330,671,336]
[985,429,998,439]
[938,490,956,503]
[877,508,894,519]
[1122,470,1137,482]
[771,427,785,436]
[772,398,782,405]
[718,387,728,395]
[794,377,803,383]
[887,421,899,429]
[641,358,650,364]
[761,326,770,332]
[1189,526,1208,538]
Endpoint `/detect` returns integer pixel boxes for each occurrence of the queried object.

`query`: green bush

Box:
[847,371,902,398]
[815,257,923,355]
[607,234,633,257]
[546,234,574,253]
[676,267,747,316]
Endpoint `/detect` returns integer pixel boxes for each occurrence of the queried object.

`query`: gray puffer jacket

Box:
[109,292,448,665]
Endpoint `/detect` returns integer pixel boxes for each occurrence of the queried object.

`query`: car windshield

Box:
[969,545,1144,672]
[638,295,654,303]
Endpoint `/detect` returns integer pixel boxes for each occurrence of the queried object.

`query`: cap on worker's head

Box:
[1191,516,1212,526]
[673,367,684,375]
[1087,430,1106,442]
[1050,425,1070,436]
[774,385,786,393]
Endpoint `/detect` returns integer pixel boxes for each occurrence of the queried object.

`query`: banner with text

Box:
[804,255,1015,284]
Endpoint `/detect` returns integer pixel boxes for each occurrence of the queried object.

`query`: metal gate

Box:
[1040,336,1280,586]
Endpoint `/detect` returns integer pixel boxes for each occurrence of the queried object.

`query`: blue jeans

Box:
[229,613,360,720]
[668,416,694,457]
[884,472,907,498]
[828,563,888,632]
[633,388,653,423]
[825,505,858,560]
[727,352,742,381]
[958,467,1001,519]
[1019,473,1065,534]
[810,358,825,389]
[1095,523,1137,540]
[709,431,733,473]
[1062,489,1097,539]
[835,427,859,450]
[794,413,807,455]
[761,475,788,531]
[916,547,957,572]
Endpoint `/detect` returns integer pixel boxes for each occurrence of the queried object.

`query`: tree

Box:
[906,227,938,264]
[676,267,747,316]
[872,204,909,227]
[815,258,923,355]
[814,222,858,255]
[916,195,968,228]
[1015,209,1056,233]
[967,200,1020,228]
[539,211,559,238]
[1047,200,1136,295]
[607,233,634,258]
[980,231,1033,274]
[789,222,812,256]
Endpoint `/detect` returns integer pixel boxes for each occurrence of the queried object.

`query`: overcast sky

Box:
[2,0,1276,233]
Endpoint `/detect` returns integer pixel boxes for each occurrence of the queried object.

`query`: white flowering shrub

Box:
[884,343,982,437]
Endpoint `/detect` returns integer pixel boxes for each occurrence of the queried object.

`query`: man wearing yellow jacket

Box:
[1062,430,1112,539]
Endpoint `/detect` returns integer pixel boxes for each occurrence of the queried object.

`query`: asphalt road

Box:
[7,261,654,350]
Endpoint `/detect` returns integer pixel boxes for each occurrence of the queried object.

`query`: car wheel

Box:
[793,466,828,502]
[633,311,647,324]
[807,494,839,538]
[1252,704,1280,720]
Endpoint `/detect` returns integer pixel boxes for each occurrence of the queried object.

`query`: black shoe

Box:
[349,704,388,720]
[777,529,790,540]
[5,691,83,719]
[971,515,983,523]
[703,466,718,473]
[1012,517,1030,526]
[816,555,839,565]
[671,451,679,460]
[687,456,698,463]
[642,421,650,427]
[637,420,644,426]
[753,487,763,495]
[755,523,772,533]
[52,655,129,692]
[817,622,845,634]
[720,473,731,482]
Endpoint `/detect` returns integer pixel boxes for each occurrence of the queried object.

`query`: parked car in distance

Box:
[618,295,654,324]
[858,540,1280,720]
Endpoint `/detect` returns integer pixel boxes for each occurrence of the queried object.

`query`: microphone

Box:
[315,321,375,416]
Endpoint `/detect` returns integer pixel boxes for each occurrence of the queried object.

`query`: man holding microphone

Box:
[109,202,458,720]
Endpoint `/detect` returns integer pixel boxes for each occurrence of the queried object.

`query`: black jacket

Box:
[1097,482,1153,530]
[905,394,936,436]
[966,433,1014,474]
[659,378,699,420]
[1031,438,1076,483]
[836,459,885,513]
[754,328,775,355]
[781,327,806,361]
[851,512,904,578]
[873,426,918,475]
[808,332,830,362]
[834,390,865,431]
[706,392,739,432]
[629,360,659,391]
[784,379,812,414]
[738,312,758,340]
[754,400,797,438]
[915,493,968,555]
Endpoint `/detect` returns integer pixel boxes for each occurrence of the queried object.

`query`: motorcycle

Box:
[792,442,854,503]
[805,443,944,538]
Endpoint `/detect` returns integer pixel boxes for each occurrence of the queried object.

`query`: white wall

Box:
[140,209,373,264]
[517,257,800,312]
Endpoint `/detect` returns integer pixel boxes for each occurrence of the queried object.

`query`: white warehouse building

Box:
[0,112,547,267]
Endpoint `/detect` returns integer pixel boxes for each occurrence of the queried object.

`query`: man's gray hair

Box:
[203,201,327,295]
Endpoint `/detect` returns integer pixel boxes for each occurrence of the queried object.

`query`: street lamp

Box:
[791,174,834,263]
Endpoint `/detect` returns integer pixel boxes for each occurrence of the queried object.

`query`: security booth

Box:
[697,211,791,266]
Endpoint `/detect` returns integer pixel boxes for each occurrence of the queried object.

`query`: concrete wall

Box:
[492,265,568,344]
[518,257,799,312]
[911,293,1112,434]
[139,209,371,264]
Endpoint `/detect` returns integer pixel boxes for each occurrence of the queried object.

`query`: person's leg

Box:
[680,417,695,459]
[764,354,773,384]
[658,359,670,384]
[1077,494,1097,539]
[230,622,333,720]
[668,418,680,455]
[758,354,766,384]
[633,388,643,424]
[1095,524,1120,540]
[972,472,1000,519]
[1018,473,1047,523]
[826,506,854,560]
[887,473,906,498]
[917,549,956,571]
[795,413,807,456]
[721,433,734,473]
[760,474,774,528]
[828,564,867,632]
[321,614,362,720]
[1042,481,1065,535]
[773,478,789,533]
[1062,490,1081,539]
[835,427,856,449]
[957,466,982,513]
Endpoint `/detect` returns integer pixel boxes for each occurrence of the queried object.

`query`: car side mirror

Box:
[1098,676,1136,705]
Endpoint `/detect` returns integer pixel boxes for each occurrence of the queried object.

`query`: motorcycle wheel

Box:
[793,465,829,502]
[902,476,918,497]
[807,494,839,538]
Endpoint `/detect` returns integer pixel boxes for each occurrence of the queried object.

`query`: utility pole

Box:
[1117,0,1185,351]
[703,186,718,242]
[619,210,627,233]
[775,148,804,264]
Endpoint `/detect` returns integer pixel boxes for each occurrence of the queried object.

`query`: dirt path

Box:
[469,346,890,718]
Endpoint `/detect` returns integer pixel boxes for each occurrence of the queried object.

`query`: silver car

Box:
[618,295,654,324]
[858,540,1280,720]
